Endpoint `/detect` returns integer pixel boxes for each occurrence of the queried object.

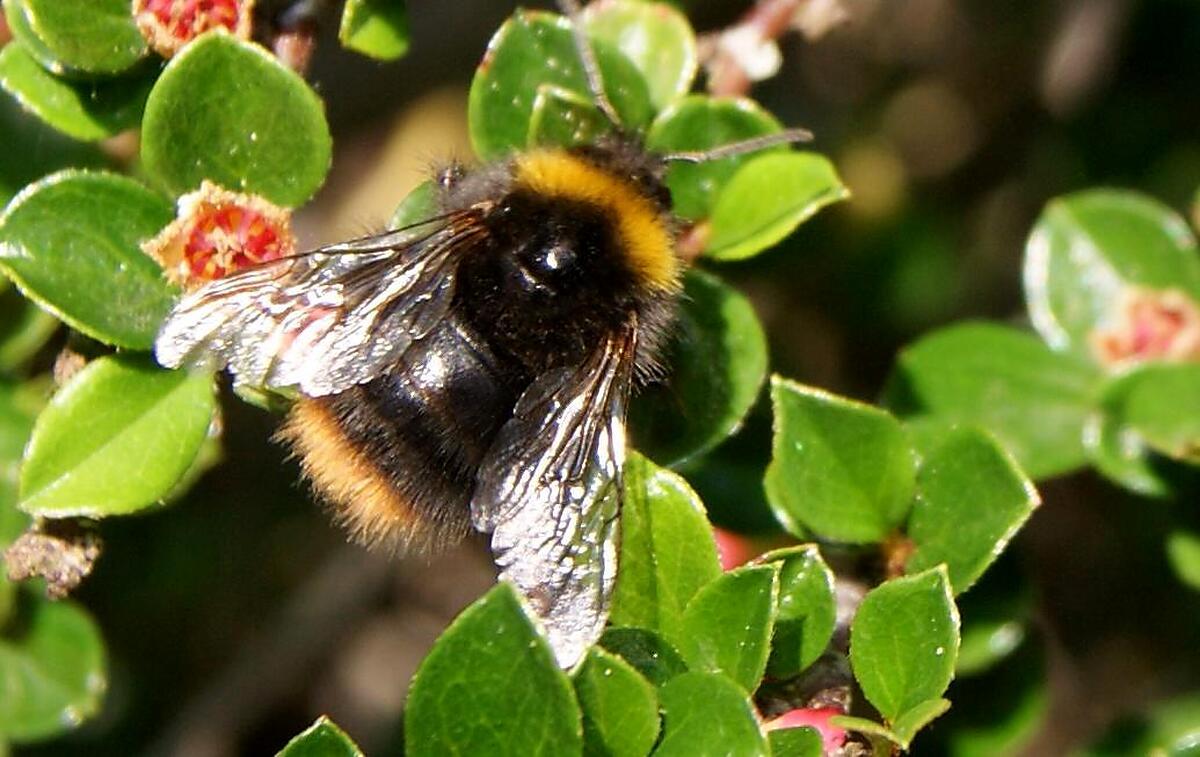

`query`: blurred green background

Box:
[7,0,1200,754]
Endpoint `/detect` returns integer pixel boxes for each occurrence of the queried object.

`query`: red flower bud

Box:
[133,0,254,58]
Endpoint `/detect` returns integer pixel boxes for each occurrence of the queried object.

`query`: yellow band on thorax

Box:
[513,150,679,292]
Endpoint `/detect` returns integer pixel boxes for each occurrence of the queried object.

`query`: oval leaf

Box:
[528,84,609,149]
[339,0,410,61]
[0,43,156,141]
[573,648,660,757]
[706,152,847,261]
[884,322,1102,479]
[645,96,782,220]
[22,0,146,74]
[765,376,917,543]
[405,583,583,757]
[759,545,836,678]
[468,10,653,159]
[598,627,689,687]
[1024,190,1200,353]
[0,170,176,349]
[141,31,332,207]
[19,355,216,517]
[583,0,697,110]
[1098,362,1200,463]
[654,671,768,757]
[277,716,364,757]
[630,270,768,467]
[0,597,106,743]
[679,564,779,692]
[609,453,721,644]
[906,428,1040,594]
[849,567,959,723]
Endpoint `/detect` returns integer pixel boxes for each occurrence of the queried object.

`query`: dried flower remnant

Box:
[142,181,295,289]
[133,0,255,58]
[1090,287,1200,370]
[5,520,103,599]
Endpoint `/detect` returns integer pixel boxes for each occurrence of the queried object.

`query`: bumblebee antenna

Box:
[661,128,814,163]
[558,0,623,128]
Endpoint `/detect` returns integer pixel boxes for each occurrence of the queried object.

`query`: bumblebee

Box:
[155,2,808,668]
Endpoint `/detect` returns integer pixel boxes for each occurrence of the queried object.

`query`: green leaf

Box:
[0,597,106,743]
[3,0,62,75]
[610,453,721,644]
[277,716,364,757]
[388,180,439,230]
[1024,189,1200,353]
[527,84,609,149]
[19,355,216,517]
[629,270,768,467]
[906,428,1039,594]
[849,567,959,722]
[1085,692,1200,756]
[759,545,836,678]
[678,564,779,692]
[405,583,582,757]
[1083,406,1175,498]
[0,95,106,207]
[20,0,146,75]
[889,698,950,749]
[1098,363,1200,462]
[0,170,176,349]
[765,727,823,757]
[339,0,409,61]
[765,376,917,543]
[598,627,689,687]
[582,0,697,110]
[467,10,653,159]
[0,286,58,373]
[1167,530,1200,592]
[884,322,1102,479]
[0,43,156,141]
[0,381,34,561]
[573,648,660,757]
[653,672,768,757]
[645,96,782,220]
[705,152,848,261]
[141,32,332,207]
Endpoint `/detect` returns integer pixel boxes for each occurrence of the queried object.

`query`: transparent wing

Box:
[154,212,488,396]
[473,322,636,669]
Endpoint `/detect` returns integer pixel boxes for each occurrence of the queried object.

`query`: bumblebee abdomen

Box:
[278,317,519,552]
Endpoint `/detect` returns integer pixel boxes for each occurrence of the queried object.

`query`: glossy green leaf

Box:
[21,0,146,74]
[0,170,176,349]
[765,727,823,757]
[573,648,660,757]
[765,376,917,543]
[884,322,1102,479]
[706,152,848,261]
[0,597,106,743]
[0,43,156,141]
[850,567,959,723]
[645,96,782,220]
[759,545,836,678]
[405,583,582,757]
[1083,407,1175,498]
[0,95,106,206]
[527,84,609,149]
[141,32,332,207]
[1024,189,1200,353]
[653,672,768,757]
[582,0,697,110]
[19,355,216,517]
[889,698,950,749]
[467,10,653,159]
[610,454,721,644]
[388,179,439,230]
[0,286,58,373]
[630,270,768,467]
[3,0,61,75]
[1099,362,1200,462]
[339,0,409,61]
[678,564,778,692]
[1167,530,1200,592]
[598,627,689,687]
[277,716,363,757]
[906,428,1039,593]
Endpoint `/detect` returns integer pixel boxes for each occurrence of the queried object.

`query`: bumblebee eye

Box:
[517,241,577,287]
